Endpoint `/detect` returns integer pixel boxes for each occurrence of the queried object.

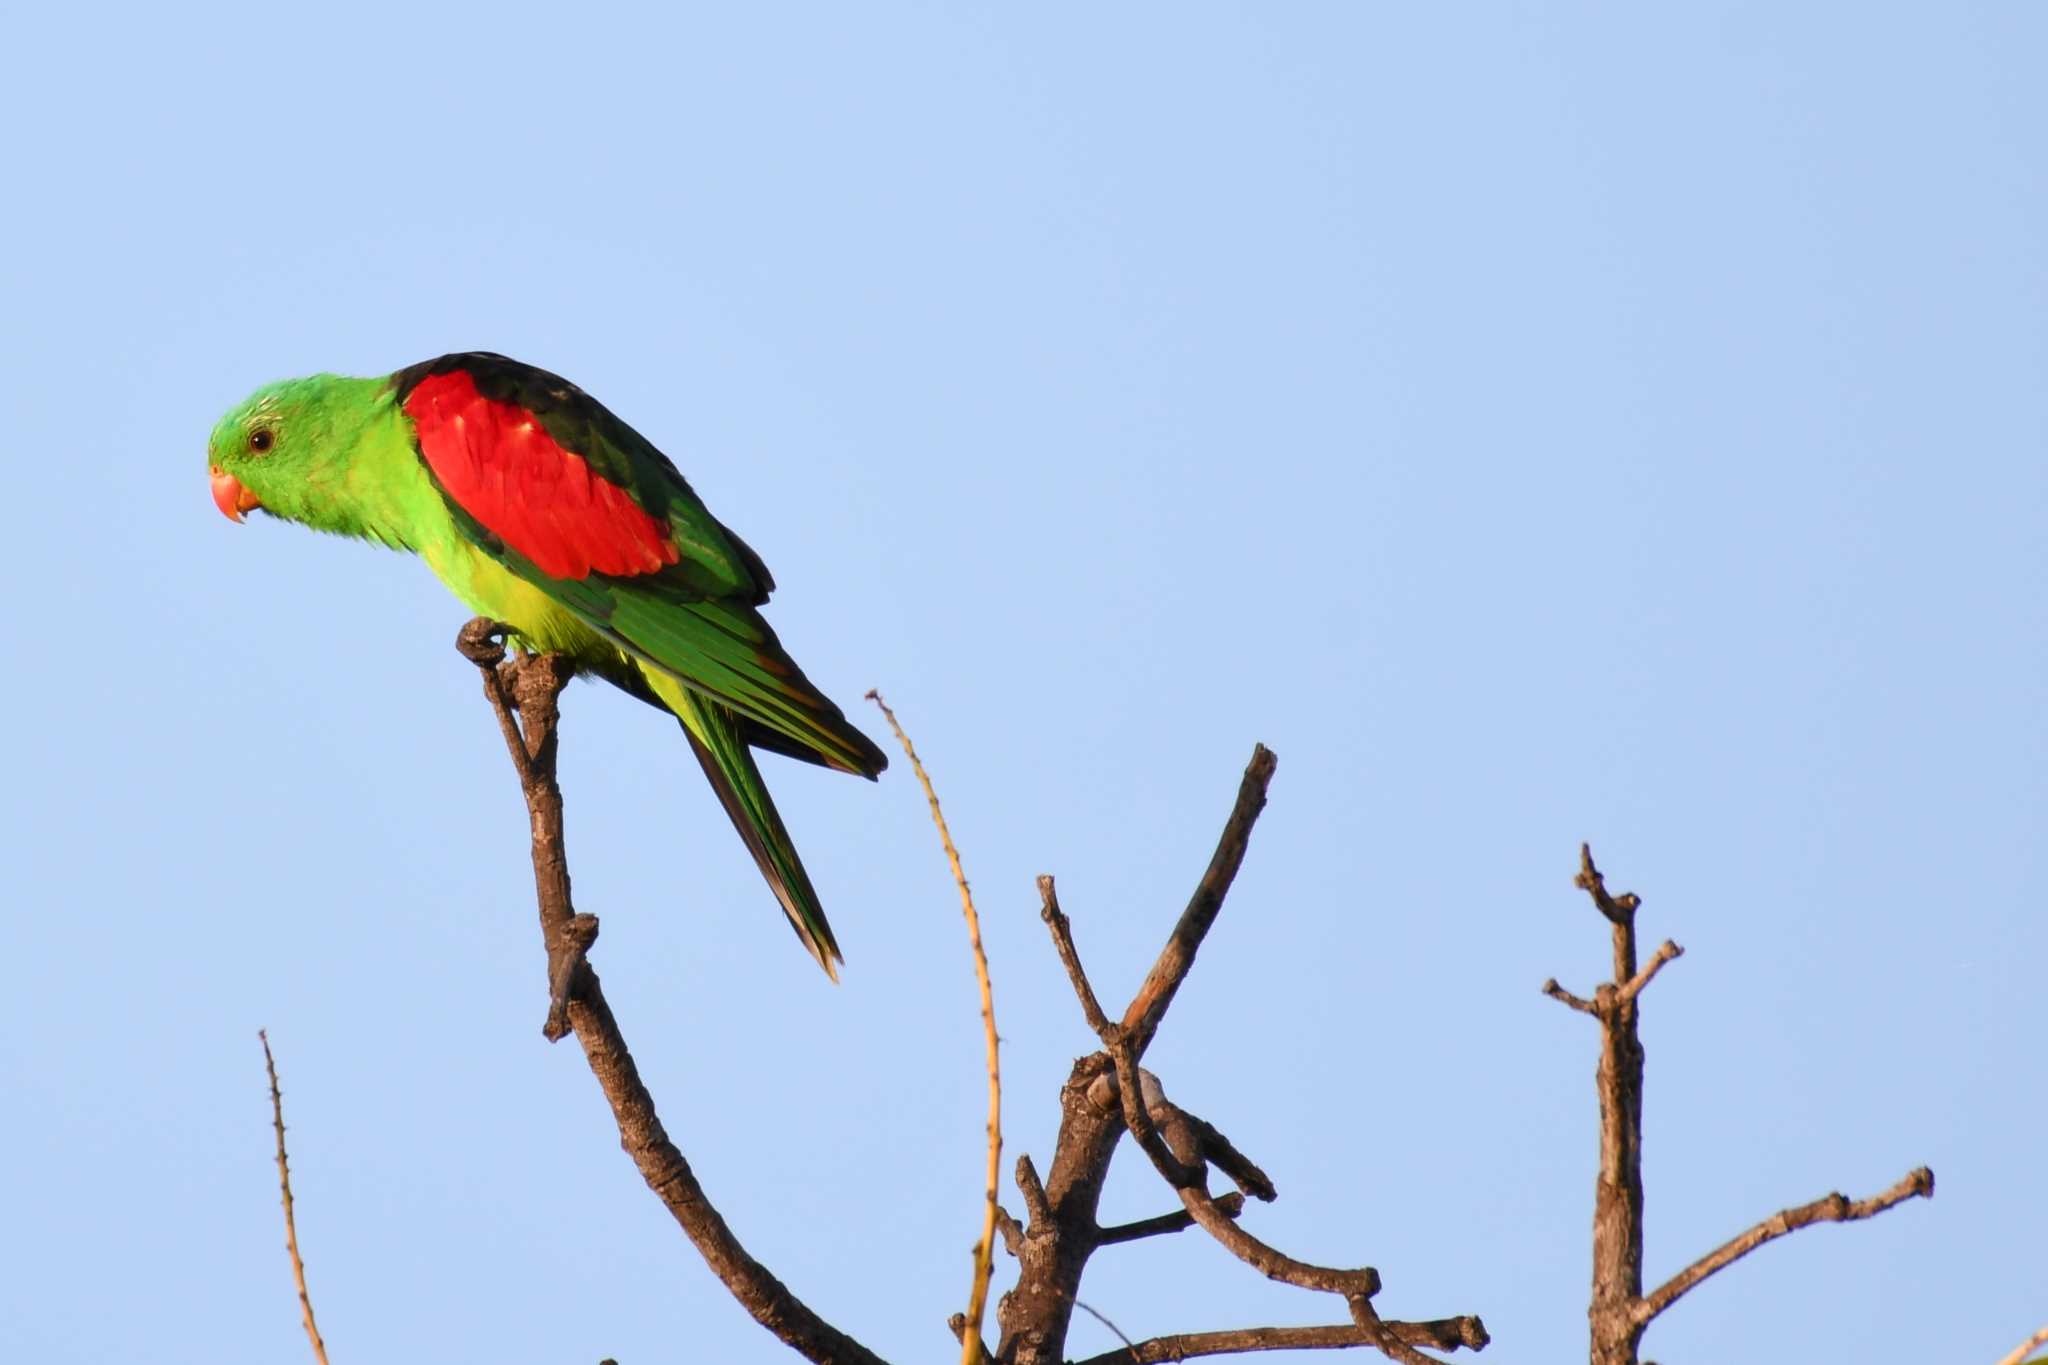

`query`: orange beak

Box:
[210,467,262,522]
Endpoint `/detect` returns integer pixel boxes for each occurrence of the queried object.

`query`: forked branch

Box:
[1021,746,1487,1365]
[1547,843,1932,1365]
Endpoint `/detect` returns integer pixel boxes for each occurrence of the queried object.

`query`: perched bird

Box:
[207,352,886,978]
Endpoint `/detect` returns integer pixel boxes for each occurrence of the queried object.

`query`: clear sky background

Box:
[3,5,2041,1363]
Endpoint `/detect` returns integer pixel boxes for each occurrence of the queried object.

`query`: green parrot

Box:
[207,352,886,979]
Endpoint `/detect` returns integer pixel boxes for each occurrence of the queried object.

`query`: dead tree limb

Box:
[1094,1191,1246,1247]
[1545,843,1933,1365]
[460,632,1484,1363]
[1000,746,1489,1365]
[995,753,1282,1365]
[1069,1314,1492,1365]
[1635,1166,1934,1324]
[458,620,888,1365]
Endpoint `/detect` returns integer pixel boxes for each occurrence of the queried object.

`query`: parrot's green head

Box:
[207,373,392,530]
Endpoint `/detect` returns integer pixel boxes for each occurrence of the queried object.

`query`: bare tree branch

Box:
[1101,1031,1204,1192]
[867,690,1004,1365]
[1573,842,1641,930]
[997,1056,1125,1365]
[1617,940,1682,1004]
[1550,843,1933,1365]
[1039,874,1110,1036]
[1071,1315,1490,1365]
[1541,978,1601,1015]
[994,1203,1026,1257]
[1346,1294,1466,1365]
[1122,745,1279,1056]
[1074,1300,1138,1350]
[1634,1166,1935,1324]
[999,747,1289,1365]
[1095,1191,1246,1246]
[260,1031,330,1365]
[1025,748,1488,1365]
[460,623,887,1365]
[1085,927,1379,1304]
[1556,845,1651,1365]
[1167,1103,1277,1204]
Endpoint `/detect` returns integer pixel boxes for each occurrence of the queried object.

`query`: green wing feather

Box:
[652,670,842,977]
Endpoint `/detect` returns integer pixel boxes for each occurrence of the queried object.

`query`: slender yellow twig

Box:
[260,1030,331,1365]
[867,691,1001,1365]
[1995,1324,2048,1365]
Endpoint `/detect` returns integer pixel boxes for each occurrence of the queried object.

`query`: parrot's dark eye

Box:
[249,428,275,453]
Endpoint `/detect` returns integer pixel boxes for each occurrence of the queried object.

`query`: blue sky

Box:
[4,4,2042,1362]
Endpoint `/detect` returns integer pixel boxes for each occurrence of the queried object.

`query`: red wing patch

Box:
[404,369,680,580]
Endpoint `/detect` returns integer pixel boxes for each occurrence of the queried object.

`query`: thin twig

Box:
[1994,1324,2048,1365]
[1016,1153,1053,1230]
[1075,1300,1136,1349]
[867,690,1002,1365]
[455,619,536,787]
[1540,978,1600,1014]
[1095,1191,1246,1246]
[1039,875,1110,1035]
[1617,940,1682,1004]
[259,1031,330,1365]
[1634,1166,1936,1324]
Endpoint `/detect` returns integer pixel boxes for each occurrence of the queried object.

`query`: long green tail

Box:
[645,668,842,979]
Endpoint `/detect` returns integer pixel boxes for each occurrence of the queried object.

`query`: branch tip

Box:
[1574,843,1639,924]
[1542,978,1600,1015]
[1618,939,1684,1002]
[1040,874,1112,1036]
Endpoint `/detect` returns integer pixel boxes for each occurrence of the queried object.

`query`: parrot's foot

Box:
[455,616,515,668]
[543,912,602,1042]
